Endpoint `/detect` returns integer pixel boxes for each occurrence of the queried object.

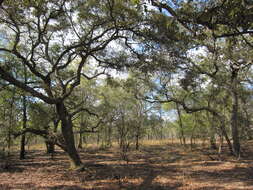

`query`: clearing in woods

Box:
[0,140,253,190]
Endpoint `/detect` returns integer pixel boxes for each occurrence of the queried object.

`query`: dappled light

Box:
[1,141,253,189]
[0,0,253,189]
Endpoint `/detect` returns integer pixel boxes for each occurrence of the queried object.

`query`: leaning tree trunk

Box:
[219,118,234,155]
[56,102,82,169]
[210,108,234,155]
[231,69,240,157]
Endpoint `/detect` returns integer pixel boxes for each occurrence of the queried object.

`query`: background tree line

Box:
[0,0,252,170]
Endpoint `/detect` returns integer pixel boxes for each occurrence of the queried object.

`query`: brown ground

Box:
[0,140,253,190]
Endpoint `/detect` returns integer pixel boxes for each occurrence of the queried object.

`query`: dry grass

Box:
[0,140,253,190]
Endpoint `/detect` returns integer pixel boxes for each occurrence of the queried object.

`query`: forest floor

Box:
[0,140,253,190]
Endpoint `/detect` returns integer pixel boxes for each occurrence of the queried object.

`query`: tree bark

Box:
[135,111,143,150]
[231,69,240,157]
[45,140,55,154]
[220,119,234,155]
[20,64,28,159]
[78,132,83,149]
[106,124,112,148]
[78,116,84,149]
[176,103,186,146]
[20,95,27,159]
[243,108,253,140]
[208,112,217,149]
[7,89,16,157]
[56,102,82,169]
[135,128,140,150]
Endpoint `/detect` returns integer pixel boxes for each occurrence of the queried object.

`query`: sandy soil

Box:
[0,141,253,190]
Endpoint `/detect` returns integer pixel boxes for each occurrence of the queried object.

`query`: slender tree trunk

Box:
[190,120,197,150]
[78,114,85,149]
[7,89,15,157]
[210,132,217,149]
[135,125,140,150]
[106,124,112,148]
[78,132,83,149]
[243,108,253,140]
[171,133,174,144]
[56,102,82,169]
[218,134,223,160]
[20,64,28,159]
[97,132,100,146]
[176,103,186,146]
[211,111,233,155]
[135,116,142,150]
[231,69,240,157]
[46,141,55,154]
[220,119,234,155]
[20,95,27,159]
[208,112,217,149]
[7,127,11,157]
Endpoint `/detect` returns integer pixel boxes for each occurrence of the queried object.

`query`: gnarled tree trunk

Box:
[56,102,82,169]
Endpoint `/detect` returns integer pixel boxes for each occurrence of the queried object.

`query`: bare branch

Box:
[81,69,107,80]
[70,107,99,118]
[0,66,59,104]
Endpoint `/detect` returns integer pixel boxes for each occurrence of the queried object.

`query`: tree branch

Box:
[70,107,99,118]
[0,66,59,104]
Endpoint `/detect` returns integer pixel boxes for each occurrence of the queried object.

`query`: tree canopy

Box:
[0,0,252,170]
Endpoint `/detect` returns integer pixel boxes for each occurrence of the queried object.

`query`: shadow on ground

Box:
[0,142,253,189]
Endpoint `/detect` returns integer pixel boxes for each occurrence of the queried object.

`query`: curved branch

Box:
[0,66,59,104]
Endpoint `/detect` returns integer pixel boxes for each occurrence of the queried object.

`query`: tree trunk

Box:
[97,132,100,146]
[190,122,197,150]
[20,64,28,159]
[210,133,217,150]
[243,108,253,140]
[208,113,217,150]
[7,89,15,157]
[46,140,55,154]
[78,114,85,149]
[231,69,240,157]
[218,134,223,160]
[135,133,139,150]
[20,95,27,159]
[106,124,112,148]
[78,132,83,149]
[220,119,234,155]
[176,103,186,146]
[135,117,142,150]
[56,102,82,169]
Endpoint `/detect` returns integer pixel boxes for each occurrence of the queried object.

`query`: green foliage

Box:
[0,0,253,160]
